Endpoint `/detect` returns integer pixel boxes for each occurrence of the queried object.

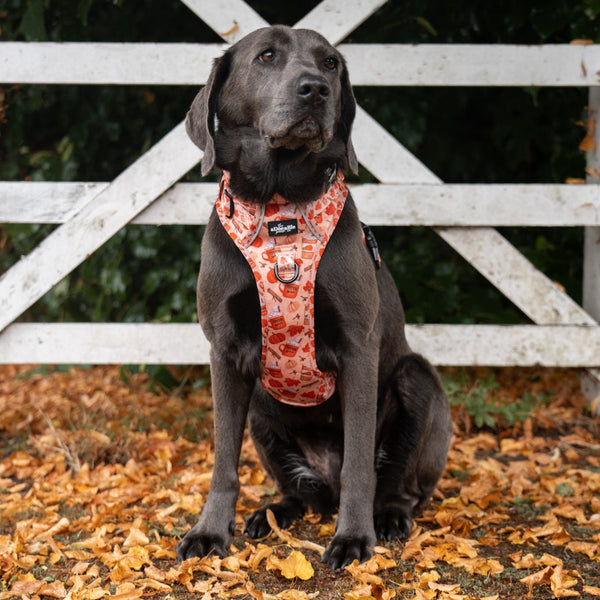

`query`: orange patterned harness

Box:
[216,171,348,406]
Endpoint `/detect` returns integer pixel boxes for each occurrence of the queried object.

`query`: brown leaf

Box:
[520,566,552,596]
[585,167,600,179]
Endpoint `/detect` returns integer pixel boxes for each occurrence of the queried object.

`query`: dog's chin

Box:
[265,117,333,153]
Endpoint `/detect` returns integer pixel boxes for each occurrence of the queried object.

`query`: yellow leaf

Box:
[221,555,242,572]
[267,550,314,581]
[122,545,151,570]
[245,580,265,599]
[566,541,598,559]
[318,523,335,537]
[123,527,150,548]
[65,550,95,560]
[276,590,319,599]
[510,552,539,569]
[251,544,273,571]
[111,561,134,584]
[583,586,600,597]
[550,563,582,598]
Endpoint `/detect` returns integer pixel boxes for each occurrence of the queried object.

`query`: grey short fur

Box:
[175,25,453,570]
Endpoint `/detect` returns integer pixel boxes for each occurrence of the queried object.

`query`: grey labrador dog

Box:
[176,25,453,569]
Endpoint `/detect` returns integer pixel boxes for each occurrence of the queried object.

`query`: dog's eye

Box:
[324,56,338,71]
[258,49,276,63]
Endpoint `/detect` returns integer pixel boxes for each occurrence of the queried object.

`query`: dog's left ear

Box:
[339,61,358,175]
[186,53,231,176]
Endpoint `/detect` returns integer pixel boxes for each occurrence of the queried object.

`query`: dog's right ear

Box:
[339,59,358,175]
[186,53,230,176]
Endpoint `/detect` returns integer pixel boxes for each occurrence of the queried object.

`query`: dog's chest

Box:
[216,172,348,407]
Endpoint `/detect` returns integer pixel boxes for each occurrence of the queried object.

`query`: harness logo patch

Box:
[268,219,298,237]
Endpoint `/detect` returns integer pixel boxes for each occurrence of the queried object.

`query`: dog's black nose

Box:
[296,75,330,104]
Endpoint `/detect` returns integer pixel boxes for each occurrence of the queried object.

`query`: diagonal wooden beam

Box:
[293,0,387,44]
[180,0,268,43]
[181,0,385,46]
[352,107,597,325]
[0,123,202,332]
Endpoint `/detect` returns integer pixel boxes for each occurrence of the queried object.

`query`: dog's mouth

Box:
[265,116,331,152]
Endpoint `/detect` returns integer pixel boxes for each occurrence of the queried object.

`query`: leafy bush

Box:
[442,371,549,428]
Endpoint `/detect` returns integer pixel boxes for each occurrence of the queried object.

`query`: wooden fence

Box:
[0,0,599,406]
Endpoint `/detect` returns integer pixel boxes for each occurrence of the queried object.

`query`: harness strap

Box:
[216,171,348,406]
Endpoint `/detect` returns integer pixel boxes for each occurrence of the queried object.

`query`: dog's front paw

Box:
[321,534,375,570]
[176,530,229,562]
[374,507,413,541]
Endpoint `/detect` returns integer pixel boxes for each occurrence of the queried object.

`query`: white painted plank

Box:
[406,324,600,367]
[3,43,600,86]
[4,181,600,226]
[341,44,600,87]
[0,182,109,223]
[0,323,209,364]
[0,42,226,85]
[353,183,600,226]
[180,0,268,43]
[0,122,203,333]
[1,323,599,367]
[294,0,387,45]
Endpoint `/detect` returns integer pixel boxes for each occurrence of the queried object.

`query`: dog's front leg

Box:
[176,354,253,561]
[322,351,378,569]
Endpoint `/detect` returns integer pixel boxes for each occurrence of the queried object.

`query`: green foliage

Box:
[1,0,598,328]
[442,371,548,428]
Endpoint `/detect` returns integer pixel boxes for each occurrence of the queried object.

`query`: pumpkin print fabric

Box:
[216,172,348,406]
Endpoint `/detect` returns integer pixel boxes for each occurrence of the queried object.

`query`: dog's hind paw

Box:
[374,507,413,541]
[321,534,375,570]
[244,499,303,539]
[244,508,274,539]
[176,531,229,562]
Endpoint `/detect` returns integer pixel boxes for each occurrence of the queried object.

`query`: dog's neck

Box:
[213,127,347,204]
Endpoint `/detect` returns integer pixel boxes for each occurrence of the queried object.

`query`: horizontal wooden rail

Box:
[2,182,599,226]
[0,323,598,366]
[1,43,599,86]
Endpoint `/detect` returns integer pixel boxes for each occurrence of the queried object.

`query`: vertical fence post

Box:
[582,86,600,415]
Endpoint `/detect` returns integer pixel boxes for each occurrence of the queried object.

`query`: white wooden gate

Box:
[0,0,599,404]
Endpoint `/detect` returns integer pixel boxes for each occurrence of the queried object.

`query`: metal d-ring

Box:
[274,261,300,284]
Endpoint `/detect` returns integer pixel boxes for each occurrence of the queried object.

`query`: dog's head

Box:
[187,25,358,177]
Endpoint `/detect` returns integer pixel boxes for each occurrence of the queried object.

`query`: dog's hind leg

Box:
[374,354,453,541]
[244,409,339,538]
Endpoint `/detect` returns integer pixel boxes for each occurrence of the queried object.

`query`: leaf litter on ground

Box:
[0,364,599,599]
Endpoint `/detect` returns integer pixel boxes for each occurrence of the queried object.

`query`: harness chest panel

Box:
[216,172,348,406]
